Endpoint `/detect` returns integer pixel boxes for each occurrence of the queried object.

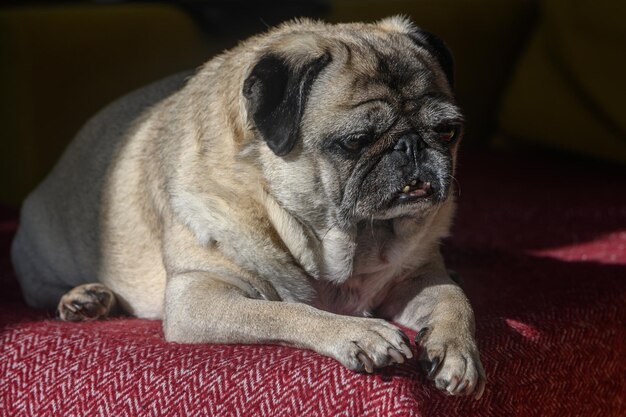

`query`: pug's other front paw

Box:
[416,326,486,399]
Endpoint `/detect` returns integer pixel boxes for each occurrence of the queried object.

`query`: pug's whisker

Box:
[259,17,270,29]
[449,175,462,197]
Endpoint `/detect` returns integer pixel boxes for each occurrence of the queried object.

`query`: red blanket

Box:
[1,150,625,416]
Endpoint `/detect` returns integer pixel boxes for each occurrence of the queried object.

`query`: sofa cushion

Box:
[1,150,625,416]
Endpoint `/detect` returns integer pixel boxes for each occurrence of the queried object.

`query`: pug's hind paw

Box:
[57,283,116,321]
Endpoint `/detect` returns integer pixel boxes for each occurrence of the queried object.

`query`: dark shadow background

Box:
[2,0,624,208]
[2,0,625,207]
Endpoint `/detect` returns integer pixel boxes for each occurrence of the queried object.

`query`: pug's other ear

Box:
[408,29,455,88]
[243,53,331,156]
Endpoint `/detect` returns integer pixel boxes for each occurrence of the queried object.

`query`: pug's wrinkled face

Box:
[304,42,463,222]
[245,22,461,229]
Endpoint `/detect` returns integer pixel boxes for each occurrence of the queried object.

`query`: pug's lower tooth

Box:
[402,185,411,193]
[410,180,417,186]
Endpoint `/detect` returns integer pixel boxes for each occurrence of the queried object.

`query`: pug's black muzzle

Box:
[391,133,451,205]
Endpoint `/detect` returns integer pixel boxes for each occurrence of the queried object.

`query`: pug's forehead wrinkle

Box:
[346,107,397,138]
[417,100,463,127]
[335,32,426,80]
[402,91,449,109]
[344,97,390,110]
[368,35,433,88]
[332,70,449,124]
[336,39,354,68]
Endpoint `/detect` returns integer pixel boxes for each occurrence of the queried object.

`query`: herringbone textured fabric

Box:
[1,151,625,416]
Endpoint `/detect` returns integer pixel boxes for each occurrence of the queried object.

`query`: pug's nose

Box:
[394,133,424,162]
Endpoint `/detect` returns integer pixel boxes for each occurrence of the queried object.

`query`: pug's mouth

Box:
[395,180,434,204]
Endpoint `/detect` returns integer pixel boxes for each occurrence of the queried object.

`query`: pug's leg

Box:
[380,256,486,399]
[57,283,117,321]
[164,272,413,372]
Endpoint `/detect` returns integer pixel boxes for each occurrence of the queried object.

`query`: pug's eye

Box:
[436,125,460,144]
[338,133,372,152]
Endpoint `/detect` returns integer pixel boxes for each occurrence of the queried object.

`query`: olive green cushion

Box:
[497,0,626,162]
[0,4,220,205]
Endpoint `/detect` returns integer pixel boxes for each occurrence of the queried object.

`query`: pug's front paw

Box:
[325,317,413,373]
[416,326,486,399]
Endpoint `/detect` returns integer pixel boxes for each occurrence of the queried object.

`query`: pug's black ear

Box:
[243,53,331,156]
[408,29,455,88]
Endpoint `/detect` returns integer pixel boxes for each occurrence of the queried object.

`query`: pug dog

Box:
[11,17,485,398]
